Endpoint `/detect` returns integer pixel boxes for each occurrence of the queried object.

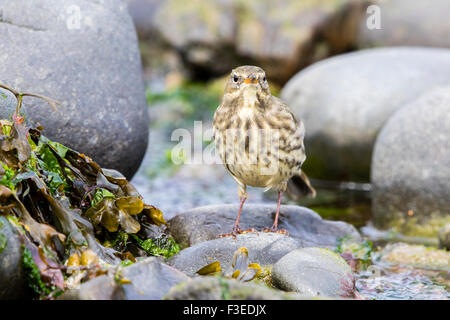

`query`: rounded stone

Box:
[0,0,149,179]
[60,257,188,300]
[168,233,303,276]
[371,85,450,236]
[271,247,355,298]
[167,204,360,249]
[281,47,450,181]
[165,277,307,300]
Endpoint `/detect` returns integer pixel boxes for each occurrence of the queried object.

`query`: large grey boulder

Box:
[371,85,450,236]
[60,257,188,300]
[0,0,149,179]
[0,216,27,300]
[168,233,303,276]
[358,0,450,49]
[168,204,360,249]
[271,247,355,298]
[281,47,450,181]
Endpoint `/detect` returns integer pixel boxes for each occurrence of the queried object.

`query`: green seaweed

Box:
[35,143,67,195]
[0,162,16,190]
[131,234,180,258]
[0,221,7,254]
[336,236,373,262]
[91,188,115,207]
[22,246,54,298]
[119,259,134,267]
[41,136,69,158]
[108,231,129,251]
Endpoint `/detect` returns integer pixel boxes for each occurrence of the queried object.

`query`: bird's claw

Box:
[261,227,289,235]
[217,227,258,238]
[240,228,258,234]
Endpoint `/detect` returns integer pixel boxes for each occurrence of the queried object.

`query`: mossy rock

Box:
[164,276,311,300]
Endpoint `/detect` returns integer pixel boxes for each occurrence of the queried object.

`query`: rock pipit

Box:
[213,66,316,236]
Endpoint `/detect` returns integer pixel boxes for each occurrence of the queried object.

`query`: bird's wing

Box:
[268,98,316,198]
[213,103,236,175]
[265,96,306,161]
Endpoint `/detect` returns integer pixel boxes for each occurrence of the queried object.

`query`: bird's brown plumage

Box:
[213,66,315,234]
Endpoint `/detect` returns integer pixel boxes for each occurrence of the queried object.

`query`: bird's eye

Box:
[233,75,239,83]
[263,76,266,82]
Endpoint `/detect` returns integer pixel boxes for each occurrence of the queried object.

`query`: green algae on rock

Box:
[378,243,450,271]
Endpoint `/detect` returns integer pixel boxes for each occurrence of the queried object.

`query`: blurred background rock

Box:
[126,0,370,86]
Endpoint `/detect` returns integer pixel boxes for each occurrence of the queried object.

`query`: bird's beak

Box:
[243,77,258,84]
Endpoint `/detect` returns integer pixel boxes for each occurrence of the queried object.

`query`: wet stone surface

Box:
[167,204,360,249]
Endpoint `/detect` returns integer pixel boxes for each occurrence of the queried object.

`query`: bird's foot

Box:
[240,228,258,234]
[261,227,289,235]
[218,225,241,238]
[218,227,258,238]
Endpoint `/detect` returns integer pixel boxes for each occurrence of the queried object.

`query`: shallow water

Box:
[356,265,449,300]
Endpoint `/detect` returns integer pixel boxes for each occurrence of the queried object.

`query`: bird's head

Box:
[224,65,271,100]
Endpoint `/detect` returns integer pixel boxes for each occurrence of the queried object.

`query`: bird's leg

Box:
[218,184,257,238]
[263,191,288,234]
[218,196,247,238]
[271,191,282,230]
[232,197,246,234]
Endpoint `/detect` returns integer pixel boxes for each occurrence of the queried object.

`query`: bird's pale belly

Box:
[223,148,294,190]
[227,162,275,188]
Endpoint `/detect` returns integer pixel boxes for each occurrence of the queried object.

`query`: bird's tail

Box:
[287,171,316,199]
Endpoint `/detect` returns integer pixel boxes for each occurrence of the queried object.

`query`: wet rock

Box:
[281,47,450,181]
[439,224,450,251]
[0,0,149,179]
[60,275,122,300]
[271,247,355,298]
[165,276,307,300]
[0,88,20,121]
[379,243,450,271]
[60,257,188,300]
[150,0,368,84]
[372,85,450,236]
[358,0,450,49]
[168,204,360,249]
[0,216,27,300]
[168,233,302,276]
